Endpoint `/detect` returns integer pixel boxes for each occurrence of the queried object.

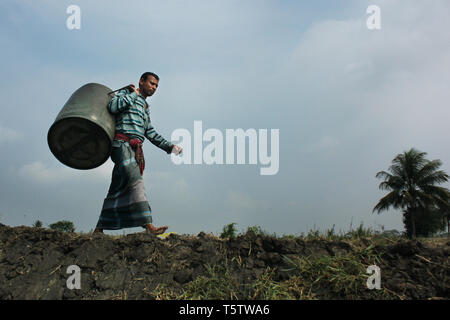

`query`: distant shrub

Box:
[32,220,43,228]
[49,220,75,233]
[247,225,260,235]
[246,225,271,236]
[306,229,321,240]
[220,223,238,239]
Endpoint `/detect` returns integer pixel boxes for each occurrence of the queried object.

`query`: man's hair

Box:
[140,72,159,82]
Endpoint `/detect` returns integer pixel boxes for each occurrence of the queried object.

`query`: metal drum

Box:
[47,83,115,169]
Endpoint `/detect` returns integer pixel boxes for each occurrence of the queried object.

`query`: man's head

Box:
[139,72,159,98]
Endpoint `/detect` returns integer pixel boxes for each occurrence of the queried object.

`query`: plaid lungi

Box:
[96,140,152,230]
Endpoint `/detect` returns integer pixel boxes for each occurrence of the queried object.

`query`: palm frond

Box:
[373,191,402,214]
[392,149,428,183]
[375,170,392,180]
[389,164,407,182]
[415,191,436,208]
[417,169,450,187]
[420,185,450,202]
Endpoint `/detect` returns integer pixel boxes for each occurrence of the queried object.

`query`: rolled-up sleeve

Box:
[107,89,139,114]
[145,121,174,154]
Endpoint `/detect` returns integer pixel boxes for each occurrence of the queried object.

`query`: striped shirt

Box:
[108,89,173,154]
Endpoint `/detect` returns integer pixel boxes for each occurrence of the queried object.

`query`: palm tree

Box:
[441,205,450,235]
[373,148,450,238]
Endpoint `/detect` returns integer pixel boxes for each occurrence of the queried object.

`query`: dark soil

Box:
[0,223,448,300]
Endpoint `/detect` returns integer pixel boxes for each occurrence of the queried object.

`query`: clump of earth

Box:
[0,223,448,300]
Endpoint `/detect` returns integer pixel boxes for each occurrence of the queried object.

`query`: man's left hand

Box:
[172,145,183,155]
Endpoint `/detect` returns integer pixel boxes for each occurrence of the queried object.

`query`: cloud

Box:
[19,161,74,184]
[307,136,340,153]
[149,170,190,196]
[18,160,113,184]
[284,0,450,152]
[286,1,450,97]
[174,178,189,194]
[0,125,22,144]
[227,191,259,210]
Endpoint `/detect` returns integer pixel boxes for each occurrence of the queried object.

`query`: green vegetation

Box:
[246,225,265,236]
[147,222,414,300]
[248,268,296,300]
[151,264,311,300]
[182,264,240,299]
[373,147,450,238]
[403,205,448,237]
[246,225,277,237]
[281,246,394,299]
[149,243,397,300]
[152,263,240,300]
[222,222,403,242]
[32,220,43,228]
[220,222,238,239]
[49,220,75,233]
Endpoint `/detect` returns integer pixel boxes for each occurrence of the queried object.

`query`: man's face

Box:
[139,75,159,97]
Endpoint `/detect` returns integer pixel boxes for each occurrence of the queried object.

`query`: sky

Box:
[1,0,449,236]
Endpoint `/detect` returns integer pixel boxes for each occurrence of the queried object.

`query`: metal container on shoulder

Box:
[47,83,116,169]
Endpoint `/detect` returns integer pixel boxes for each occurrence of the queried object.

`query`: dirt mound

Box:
[0,223,448,300]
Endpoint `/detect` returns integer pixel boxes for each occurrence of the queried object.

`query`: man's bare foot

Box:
[144,224,168,235]
[93,228,104,234]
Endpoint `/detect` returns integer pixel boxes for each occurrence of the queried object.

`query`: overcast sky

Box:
[1,0,449,236]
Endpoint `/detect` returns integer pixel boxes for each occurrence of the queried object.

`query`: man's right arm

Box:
[107,89,139,114]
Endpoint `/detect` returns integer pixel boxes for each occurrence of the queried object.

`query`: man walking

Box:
[94,72,182,235]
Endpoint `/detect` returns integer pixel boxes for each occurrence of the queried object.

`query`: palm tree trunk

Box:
[411,208,416,239]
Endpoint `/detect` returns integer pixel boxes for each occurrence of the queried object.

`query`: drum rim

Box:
[47,116,112,170]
